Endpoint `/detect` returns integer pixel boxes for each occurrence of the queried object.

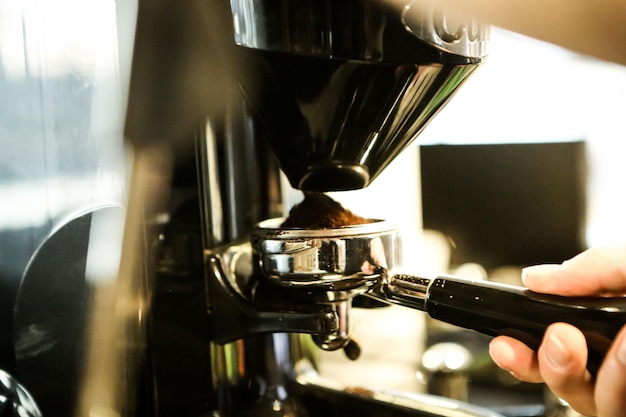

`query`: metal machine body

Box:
[0,0,503,416]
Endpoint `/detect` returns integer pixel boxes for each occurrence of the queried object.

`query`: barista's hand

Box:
[488,244,626,417]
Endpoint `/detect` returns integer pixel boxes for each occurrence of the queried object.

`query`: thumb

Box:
[521,244,626,297]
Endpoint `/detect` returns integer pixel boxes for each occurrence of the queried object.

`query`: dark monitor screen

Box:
[420,141,587,269]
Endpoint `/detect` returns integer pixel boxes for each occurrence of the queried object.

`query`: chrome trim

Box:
[294,360,506,417]
[403,1,489,58]
[229,0,488,61]
[252,218,400,288]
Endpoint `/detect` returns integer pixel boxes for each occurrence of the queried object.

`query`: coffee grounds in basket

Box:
[281,192,374,228]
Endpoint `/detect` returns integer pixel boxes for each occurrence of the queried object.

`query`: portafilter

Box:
[252,218,626,377]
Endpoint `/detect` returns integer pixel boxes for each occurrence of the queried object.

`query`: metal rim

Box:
[253,217,399,239]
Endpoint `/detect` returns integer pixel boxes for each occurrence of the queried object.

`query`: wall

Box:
[418,27,626,248]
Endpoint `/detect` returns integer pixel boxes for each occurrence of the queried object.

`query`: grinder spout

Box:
[230,0,488,191]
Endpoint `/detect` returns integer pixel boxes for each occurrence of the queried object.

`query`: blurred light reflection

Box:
[0,0,118,79]
[0,175,125,231]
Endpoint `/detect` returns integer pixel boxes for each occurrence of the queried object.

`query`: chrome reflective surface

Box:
[204,235,507,416]
[373,273,431,310]
[230,0,488,61]
[252,218,400,287]
[294,361,505,417]
[229,0,485,191]
[0,369,42,417]
[250,218,400,350]
[403,1,489,58]
[235,47,481,191]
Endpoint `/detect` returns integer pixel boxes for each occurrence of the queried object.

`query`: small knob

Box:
[342,338,361,361]
[311,300,351,351]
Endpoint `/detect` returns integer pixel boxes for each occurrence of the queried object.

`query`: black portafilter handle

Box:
[372,274,626,377]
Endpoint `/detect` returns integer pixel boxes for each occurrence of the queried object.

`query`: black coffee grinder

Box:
[122,1,489,416]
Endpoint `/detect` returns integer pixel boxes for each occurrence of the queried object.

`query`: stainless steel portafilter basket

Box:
[251,218,400,350]
[251,218,626,375]
[251,217,400,289]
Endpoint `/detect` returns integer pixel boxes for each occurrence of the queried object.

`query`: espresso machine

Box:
[123,1,493,416]
[2,1,626,417]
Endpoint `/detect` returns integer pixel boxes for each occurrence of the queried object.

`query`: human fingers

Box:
[536,323,596,416]
[522,244,626,297]
[595,325,626,417]
[488,336,543,383]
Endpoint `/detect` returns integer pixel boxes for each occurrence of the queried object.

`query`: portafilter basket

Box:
[251,217,400,291]
[250,217,400,350]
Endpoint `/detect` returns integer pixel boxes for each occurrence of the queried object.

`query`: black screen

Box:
[420,141,587,269]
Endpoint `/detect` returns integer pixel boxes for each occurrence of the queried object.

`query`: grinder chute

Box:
[230,0,489,191]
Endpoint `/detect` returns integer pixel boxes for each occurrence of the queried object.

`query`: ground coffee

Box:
[281,192,373,228]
